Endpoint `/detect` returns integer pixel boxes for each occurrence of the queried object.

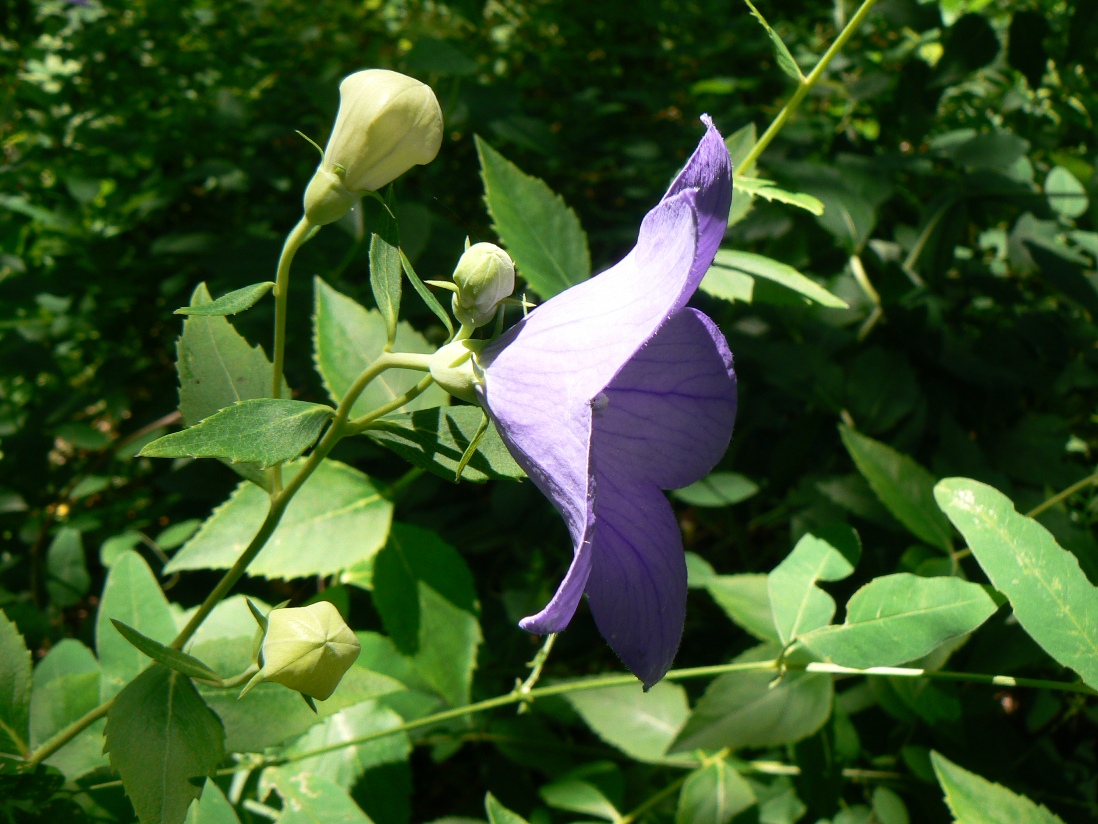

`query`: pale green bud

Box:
[451,242,515,328]
[429,339,486,404]
[304,69,444,225]
[252,602,360,701]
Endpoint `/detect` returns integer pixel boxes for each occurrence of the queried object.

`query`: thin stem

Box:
[27,699,111,766]
[801,662,1098,695]
[737,0,882,175]
[516,633,557,709]
[1025,471,1098,519]
[619,748,731,824]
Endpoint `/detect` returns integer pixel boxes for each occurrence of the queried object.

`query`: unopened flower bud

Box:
[429,339,486,404]
[247,602,360,701]
[304,69,443,225]
[451,242,515,328]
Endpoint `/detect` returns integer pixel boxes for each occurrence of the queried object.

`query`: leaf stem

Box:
[1025,470,1098,519]
[737,0,882,175]
[618,748,731,824]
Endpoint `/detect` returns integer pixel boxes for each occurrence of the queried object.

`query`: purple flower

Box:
[476,117,736,687]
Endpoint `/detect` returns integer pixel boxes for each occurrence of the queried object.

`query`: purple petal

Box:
[594,309,737,491]
[583,478,687,688]
[518,524,593,634]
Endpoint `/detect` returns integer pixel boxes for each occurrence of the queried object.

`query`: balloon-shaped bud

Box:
[429,339,486,404]
[304,69,444,225]
[250,602,360,701]
[451,242,515,328]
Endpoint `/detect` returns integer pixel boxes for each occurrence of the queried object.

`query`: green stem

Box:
[1025,470,1098,519]
[737,0,882,175]
[618,748,730,824]
[26,699,111,766]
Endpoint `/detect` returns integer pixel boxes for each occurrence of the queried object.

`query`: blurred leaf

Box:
[799,573,999,668]
[933,13,1001,87]
[166,459,393,580]
[931,751,1066,824]
[840,425,954,552]
[768,526,860,646]
[673,472,758,508]
[365,405,525,483]
[105,665,224,824]
[870,787,909,824]
[261,766,373,824]
[184,780,241,824]
[705,574,780,643]
[370,189,402,346]
[540,778,620,822]
[725,123,757,175]
[96,551,177,700]
[0,610,32,757]
[110,620,221,683]
[935,478,1098,689]
[476,136,591,298]
[564,681,690,763]
[173,282,274,317]
[486,794,529,824]
[710,250,847,308]
[676,759,755,824]
[140,399,332,469]
[734,177,823,215]
[948,131,1029,172]
[314,277,446,418]
[742,0,803,84]
[30,663,105,780]
[1045,167,1088,220]
[699,265,755,303]
[45,527,90,608]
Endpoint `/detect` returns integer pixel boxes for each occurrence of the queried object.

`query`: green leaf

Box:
[930,751,1066,824]
[185,780,241,824]
[399,249,455,338]
[672,472,759,508]
[742,0,804,83]
[934,478,1098,689]
[313,277,446,417]
[176,282,289,489]
[30,669,106,780]
[676,760,756,824]
[486,793,530,824]
[564,681,691,763]
[705,574,780,643]
[476,135,591,298]
[140,399,332,469]
[110,620,221,683]
[96,551,177,700]
[0,610,32,757]
[799,573,999,668]
[768,526,860,646]
[105,665,224,824]
[709,250,848,308]
[365,405,525,483]
[1045,166,1088,220]
[840,425,955,552]
[734,176,824,215]
[45,527,90,608]
[260,766,373,824]
[871,787,909,824]
[725,123,757,176]
[540,778,620,822]
[698,266,755,304]
[371,524,482,706]
[370,190,402,346]
[174,282,274,316]
[672,645,832,753]
[166,459,393,580]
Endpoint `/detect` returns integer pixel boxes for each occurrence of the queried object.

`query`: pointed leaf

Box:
[105,665,224,824]
[0,610,32,757]
[487,793,530,824]
[672,472,759,508]
[931,751,1067,824]
[743,0,804,83]
[400,250,455,337]
[185,780,241,824]
[934,478,1098,689]
[840,425,954,551]
[540,778,620,822]
[768,526,860,646]
[705,574,780,643]
[174,282,274,316]
[369,190,402,345]
[676,760,756,824]
[140,399,333,469]
[799,573,999,668]
[45,527,90,608]
[110,620,221,683]
[734,176,824,215]
[710,250,847,308]
[166,459,393,580]
[565,681,690,763]
[476,135,591,298]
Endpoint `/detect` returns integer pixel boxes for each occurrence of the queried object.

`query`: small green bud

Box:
[246,602,360,701]
[429,339,486,404]
[451,242,515,328]
[304,69,444,225]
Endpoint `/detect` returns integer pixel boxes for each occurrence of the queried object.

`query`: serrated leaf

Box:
[176,282,289,488]
[365,405,525,483]
[565,682,690,763]
[184,780,241,824]
[698,266,755,304]
[709,250,848,308]
[105,665,224,824]
[799,574,999,668]
[676,760,756,824]
[734,176,824,214]
[370,189,402,345]
[672,472,759,507]
[140,399,333,469]
[486,793,530,824]
[110,620,221,683]
[476,135,591,298]
[45,527,90,608]
[313,277,446,417]
[705,574,780,643]
[260,766,373,824]
[672,645,832,753]
[0,610,32,757]
[840,425,954,552]
[174,282,274,316]
[166,459,393,580]
[934,478,1098,689]
[742,0,804,83]
[768,526,860,646]
[931,751,1067,824]
[96,551,177,700]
